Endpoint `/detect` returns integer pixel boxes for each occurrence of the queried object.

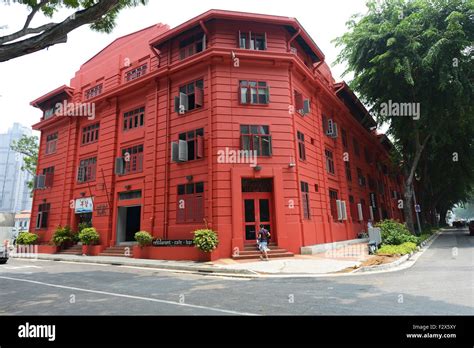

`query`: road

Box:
[0,229,472,315]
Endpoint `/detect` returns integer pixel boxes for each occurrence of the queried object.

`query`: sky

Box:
[0,0,370,135]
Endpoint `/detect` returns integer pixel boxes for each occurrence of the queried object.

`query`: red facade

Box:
[30,10,404,260]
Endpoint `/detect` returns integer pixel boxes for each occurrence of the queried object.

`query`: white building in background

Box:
[0,123,33,213]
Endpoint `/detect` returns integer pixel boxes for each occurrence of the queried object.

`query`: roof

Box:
[149,9,325,62]
[334,81,377,130]
[30,85,74,108]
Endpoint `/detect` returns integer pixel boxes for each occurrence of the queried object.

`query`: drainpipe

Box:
[207,64,213,229]
[287,29,301,51]
[163,41,172,239]
[150,78,159,234]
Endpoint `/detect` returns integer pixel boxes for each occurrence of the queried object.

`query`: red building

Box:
[30,10,404,260]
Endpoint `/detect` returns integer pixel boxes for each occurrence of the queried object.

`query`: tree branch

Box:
[0,0,122,62]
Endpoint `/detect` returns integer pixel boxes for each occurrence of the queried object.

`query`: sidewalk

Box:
[11,241,373,277]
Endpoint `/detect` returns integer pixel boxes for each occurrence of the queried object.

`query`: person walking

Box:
[257,225,271,261]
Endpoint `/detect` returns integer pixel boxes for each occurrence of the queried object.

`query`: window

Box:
[364,147,373,164]
[297,131,306,161]
[341,128,348,149]
[44,107,55,120]
[35,203,50,229]
[368,175,376,190]
[45,133,58,154]
[294,90,310,115]
[325,149,335,174]
[239,80,270,105]
[177,128,204,161]
[85,84,102,99]
[378,180,385,195]
[357,168,366,186]
[42,166,54,187]
[329,189,338,220]
[349,195,358,221]
[125,64,147,82]
[82,123,100,144]
[353,138,360,157]
[77,157,97,183]
[175,79,204,113]
[177,182,204,223]
[240,125,272,156]
[179,33,206,60]
[301,181,311,219]
[345,161,352,182]
[239,31,266,50]
[119,190,142,200]
[122,145,144,174]
[123,107,145,131]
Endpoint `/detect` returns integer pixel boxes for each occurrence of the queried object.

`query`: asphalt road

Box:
[0,229,472,315]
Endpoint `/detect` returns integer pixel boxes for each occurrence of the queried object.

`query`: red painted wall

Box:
[30,11,404,259]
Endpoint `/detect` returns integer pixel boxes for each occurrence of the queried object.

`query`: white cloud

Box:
[0,0,368,133]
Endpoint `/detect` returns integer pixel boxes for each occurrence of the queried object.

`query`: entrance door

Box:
[242,192,273,244]
[117,205,141,243]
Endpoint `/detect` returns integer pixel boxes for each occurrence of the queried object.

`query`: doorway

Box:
[241,178,274,245]
[117,206,141,244]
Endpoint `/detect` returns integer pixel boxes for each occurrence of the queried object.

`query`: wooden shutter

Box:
[264,32,268,50]
[196,135,204,158]
[249,31,254,49]
[176,196,185,223]
[303,99,311,114]
[195,194,204,222]
[295,92,304,110]
[174,96,180,113]
[357,203,363,221]
[195,87,204,107]
[178,139,188,162]
[171,142,179,162]
[327,118,334,136]
[36,175,46,189]
[186,195,195,222]
[265,86,270,104]
[179,92,189,112]
[341,201,348,220]
[115,157,124,175]
[238,30,242,48]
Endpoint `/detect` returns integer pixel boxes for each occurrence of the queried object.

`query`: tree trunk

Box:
[439,208,448,227]
[403,184,415,233]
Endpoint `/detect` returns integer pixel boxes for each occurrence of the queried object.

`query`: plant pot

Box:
[82,244,91,255]
[133,246,149,259]
[198,250,212,262]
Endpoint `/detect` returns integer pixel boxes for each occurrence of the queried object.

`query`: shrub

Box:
[78,227,99,245]
[377,242,418,256]
[192,229,219,253]
[77,221,92,233]
[51,225,73,246]
[16,232,38,245]
[376,219,418,245]
[134,231,153,247]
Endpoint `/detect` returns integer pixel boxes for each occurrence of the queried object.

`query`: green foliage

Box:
[334,0,474,229]
[376,219,418,245]
[51,225,73,246]
[192,229,219,253]
[134,231,152,247]
[77,221,92,232]
[377,242,418,255]
[10,135,38,193]
[16,232,38,245]
[78,227,99,245]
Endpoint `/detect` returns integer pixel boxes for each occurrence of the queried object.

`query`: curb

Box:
[12,254,257,276]
[353,230,440,273]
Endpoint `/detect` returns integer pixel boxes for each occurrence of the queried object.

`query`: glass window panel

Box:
[244,199,255,222]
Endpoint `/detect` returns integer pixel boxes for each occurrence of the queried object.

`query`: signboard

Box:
[415,204,421,213]
[95,204,109,216]
[369,192,377,208]
[152,239,194,247]
[75,197,93,214]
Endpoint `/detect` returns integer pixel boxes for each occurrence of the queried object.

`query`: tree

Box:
[10,135,39,192]
[0,0,148,62]
[334,0,473,232]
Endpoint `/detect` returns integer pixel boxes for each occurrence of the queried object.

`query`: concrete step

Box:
[99,246,133,258]
[233,252,294,260]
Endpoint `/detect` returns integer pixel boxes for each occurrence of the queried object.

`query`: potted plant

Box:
[15,232,38,255]
[51,225,73,251]
[78,227,99,255]
[192,229,218,261]
[133,231,153,259]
